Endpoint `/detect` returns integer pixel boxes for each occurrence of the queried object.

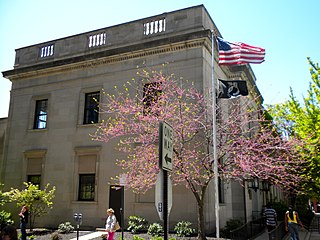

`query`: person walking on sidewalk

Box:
[263,202,277,237]
[105,208,117,240]
[285,205,303,240]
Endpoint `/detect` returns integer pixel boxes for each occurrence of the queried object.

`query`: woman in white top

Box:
[105,208,117,240]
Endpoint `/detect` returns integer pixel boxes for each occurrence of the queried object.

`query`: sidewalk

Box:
[69,229,320,240]
[70,232,102,240]
[253,228,312,240]
[309,231,320,240]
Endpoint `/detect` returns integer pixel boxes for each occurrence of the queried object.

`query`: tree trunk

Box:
[189,184,208,240]
[197,197,206,240]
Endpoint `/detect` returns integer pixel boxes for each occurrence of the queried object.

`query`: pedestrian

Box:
[18,205,28,240]
[263,202,277,235]
[285,205,303,240]
[1,225,18,240]
[105,208,117,240]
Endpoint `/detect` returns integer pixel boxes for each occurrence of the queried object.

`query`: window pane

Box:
[143,82,162,115]
[78,174,95,201]
[83,92,100,124]
[34,99,48,129]
[27,175,41,187]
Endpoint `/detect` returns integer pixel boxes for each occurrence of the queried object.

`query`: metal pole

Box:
[211,30,220,238]
[121,186,124,240]
[76,224,79,240]
[163,170,168,240]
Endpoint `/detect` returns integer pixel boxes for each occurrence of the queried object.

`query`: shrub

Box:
[57,222,74,233]
[220,219,243,239]
[272,201,288,221]
[0,210,14,229]
[174,221,195,237]
[151,237,163,240]
[132,236,145,240]
[127,215,149,233]
[147,223,163,237]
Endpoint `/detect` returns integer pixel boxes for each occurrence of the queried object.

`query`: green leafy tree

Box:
[5,182,56,230]
[0,184,13,229]
[268,58,320,197]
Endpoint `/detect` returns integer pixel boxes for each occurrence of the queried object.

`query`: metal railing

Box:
[230,217,266,240]
[268,221,287,240]
[309,213,320,233]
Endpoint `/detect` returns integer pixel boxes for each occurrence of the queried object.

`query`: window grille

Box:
[78,174,95,201]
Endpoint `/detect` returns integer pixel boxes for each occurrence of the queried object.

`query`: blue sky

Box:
[1,0,319,118]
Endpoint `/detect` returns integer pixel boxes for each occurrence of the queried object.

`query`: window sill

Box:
[28,128,48,133]
[72,200,98,204]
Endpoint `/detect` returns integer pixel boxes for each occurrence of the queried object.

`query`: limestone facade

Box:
[1,5,282,232]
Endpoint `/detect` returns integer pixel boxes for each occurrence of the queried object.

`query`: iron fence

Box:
[268,221,287,240]
[230,217,266,240]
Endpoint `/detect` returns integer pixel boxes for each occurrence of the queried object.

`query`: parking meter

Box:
[73,213,82,240]
[74,213,82,228]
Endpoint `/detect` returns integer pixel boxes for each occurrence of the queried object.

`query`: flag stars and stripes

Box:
[216,37,265,65]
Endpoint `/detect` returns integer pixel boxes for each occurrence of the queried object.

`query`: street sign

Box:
[160,122,174,172]
[155,171,172,220]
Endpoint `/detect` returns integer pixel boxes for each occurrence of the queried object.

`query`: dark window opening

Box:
[84,92,100,124]
[78,174,95,201]
[143,82,162,115]
[27,175,41,187]
[34,99,48,129]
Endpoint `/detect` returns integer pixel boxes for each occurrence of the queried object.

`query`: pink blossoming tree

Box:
[92,68,304,240]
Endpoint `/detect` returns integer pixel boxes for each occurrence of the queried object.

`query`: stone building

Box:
[1,5,282,232]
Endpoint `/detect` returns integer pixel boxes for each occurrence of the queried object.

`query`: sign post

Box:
[158,121,173,240]
[155,171,172,220]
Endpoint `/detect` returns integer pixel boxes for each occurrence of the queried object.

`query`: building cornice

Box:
[3,30,212,81]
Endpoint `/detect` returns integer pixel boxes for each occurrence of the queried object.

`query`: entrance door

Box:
[109,185,124,226]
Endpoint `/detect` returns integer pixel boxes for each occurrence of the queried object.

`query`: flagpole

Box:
[211,30,220,238]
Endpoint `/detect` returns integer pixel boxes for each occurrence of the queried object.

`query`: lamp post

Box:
[261,181,271,204]
[261,181,270,191]
[248,177,259,192]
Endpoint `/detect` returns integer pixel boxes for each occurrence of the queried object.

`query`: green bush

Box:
[132,236,145,240]
[147,223,163,237]
[127,215,149,233]
[174,221,195,237]
[295,195,315,227]
[220,219,243,239]
[57,222,74,233]
[272,201,288,221]
[151,237,163,240]
[0,210,14,229]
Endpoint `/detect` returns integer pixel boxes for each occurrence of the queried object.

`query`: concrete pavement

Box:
[69,229,320,240]
[70,231,102,240]
[253,228,320,240]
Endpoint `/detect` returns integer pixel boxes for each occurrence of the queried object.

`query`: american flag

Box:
[216,37,265,65]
